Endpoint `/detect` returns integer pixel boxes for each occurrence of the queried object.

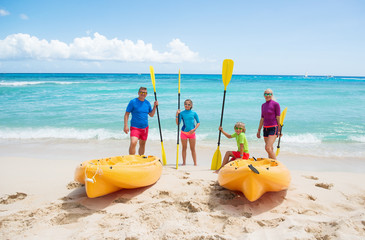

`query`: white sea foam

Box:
[0,127,125,140]
[281,133,322,144]
[340,77,365,81]
[0,81,78,86]
[349,135,365,143]
[0,127,211,142]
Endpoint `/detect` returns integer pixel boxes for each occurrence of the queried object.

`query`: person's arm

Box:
[189,122,200,134]
[276,102,281,134]
[175,109,181,125]
[276,115,282,136]
[124,112,130,134]
[257,118,264,138]
[149,101,158,117]
[219,126,233,138]
[189,113,200,134]
[239,143,244,158]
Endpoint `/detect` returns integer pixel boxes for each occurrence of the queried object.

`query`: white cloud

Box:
[0,9,10,16]
[20,14,29,20]
[0,33,201,63]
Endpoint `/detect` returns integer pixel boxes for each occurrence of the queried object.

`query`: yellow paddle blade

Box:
[149,66,156,92]
[211,147,222,170]
[176,144,179,169]
[280,107,288,126]
[276,148,280,156]
[161,141,167,165]
[178,69,181,94]
[222,59,234,90]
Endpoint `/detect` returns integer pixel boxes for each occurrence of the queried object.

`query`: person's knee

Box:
[130,137,138,145]
[265,145,273,152]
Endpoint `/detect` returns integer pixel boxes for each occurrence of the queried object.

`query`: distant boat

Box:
[304,72,308,78]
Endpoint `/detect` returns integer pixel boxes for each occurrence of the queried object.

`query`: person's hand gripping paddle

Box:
[150,66,167,165]
[211,59,234,170]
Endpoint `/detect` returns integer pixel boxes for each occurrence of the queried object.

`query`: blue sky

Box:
[1,0,365,75]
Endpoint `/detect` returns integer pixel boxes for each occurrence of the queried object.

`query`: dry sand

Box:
[0,140,364,239]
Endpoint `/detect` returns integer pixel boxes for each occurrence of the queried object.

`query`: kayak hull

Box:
[74,155,163,198]
[218,158,291,202]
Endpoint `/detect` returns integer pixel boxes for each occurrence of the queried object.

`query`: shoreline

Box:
[1,139,365,239]
[1,138,364,172]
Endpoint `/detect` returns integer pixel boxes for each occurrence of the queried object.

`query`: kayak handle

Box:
[85,178,95,183]
[248,164,260,174]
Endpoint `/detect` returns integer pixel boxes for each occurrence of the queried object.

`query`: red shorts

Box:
[181,131,196,140]
[130,126,149,141]
[229,151,250,162]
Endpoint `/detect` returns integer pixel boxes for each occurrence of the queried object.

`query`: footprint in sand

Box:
[256,217,285,228]
[158,191,170,197]
[307,194,317,201]
[179,201,201,213]
[66,181,84,190]
[303,175,319,180]
[315,183,333,190]
[0,192,27,204]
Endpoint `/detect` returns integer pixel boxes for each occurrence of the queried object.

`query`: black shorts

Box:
[263,126,278,138]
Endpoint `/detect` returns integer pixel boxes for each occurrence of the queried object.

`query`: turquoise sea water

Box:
[1,73,365,159]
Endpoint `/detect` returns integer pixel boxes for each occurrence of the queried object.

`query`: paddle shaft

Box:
[217,90,227,146]
[277,124,284,148]
[154,92,163,143]
[177,93,180,144]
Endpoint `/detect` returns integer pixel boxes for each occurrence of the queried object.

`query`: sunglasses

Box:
[184,103,191,106]
[235,127,243,130]
[264,93,272,96]
[139,91,147,95]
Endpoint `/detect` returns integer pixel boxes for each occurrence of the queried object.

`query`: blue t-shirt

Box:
[178,110,200,132]
[126,98,152,129]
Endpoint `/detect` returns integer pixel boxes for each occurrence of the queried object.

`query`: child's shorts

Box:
[263,125,278,138]
[130,126,149,141]
[229,151,250,161]
[181,131,196,140]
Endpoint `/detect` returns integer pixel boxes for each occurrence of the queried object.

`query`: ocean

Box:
[1,73,365,164]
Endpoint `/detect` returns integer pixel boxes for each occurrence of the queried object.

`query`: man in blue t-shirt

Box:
[124,87,158,155]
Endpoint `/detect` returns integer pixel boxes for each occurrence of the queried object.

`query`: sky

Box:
[0,0,365,75]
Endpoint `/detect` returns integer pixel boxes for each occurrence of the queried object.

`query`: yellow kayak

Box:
[218,158,291,202]
[74,155,163,198]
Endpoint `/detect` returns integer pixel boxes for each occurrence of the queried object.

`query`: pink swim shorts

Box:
[181,131,196,140]
[229,151,250,161]
[130,126,149,141]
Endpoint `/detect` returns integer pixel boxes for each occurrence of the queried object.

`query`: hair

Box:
[264,88,276,101]
[139,87,147,92]
[184,99,193,110]
[234,122,246,133]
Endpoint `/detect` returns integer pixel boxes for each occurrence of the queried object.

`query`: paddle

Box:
[211,59,234,170]
[176,70,181,169]
[276,107,288,156]
[149,66,167,165]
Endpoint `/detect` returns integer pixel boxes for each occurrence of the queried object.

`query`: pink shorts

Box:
[130,126,149,141]
[181,131,196,140]
[229,151,250,162]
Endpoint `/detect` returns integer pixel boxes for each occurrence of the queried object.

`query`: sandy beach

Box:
[0,139,364,240]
